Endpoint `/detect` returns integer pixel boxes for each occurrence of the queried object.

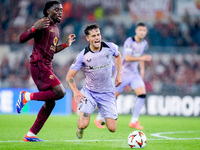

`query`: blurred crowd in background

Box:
[1,0,200,95]
[1,0,200,47]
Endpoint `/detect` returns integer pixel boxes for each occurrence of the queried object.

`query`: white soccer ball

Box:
[128,131,147,149]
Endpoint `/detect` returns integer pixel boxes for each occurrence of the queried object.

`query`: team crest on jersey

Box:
[50,28,54,32]
[72,59,76,64]
[53,37,58,46]
[126,44,131,48]
[49,75,54,80]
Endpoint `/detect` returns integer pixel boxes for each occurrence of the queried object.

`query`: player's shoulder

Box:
[103,41,118,50]
[142,39,147,43]
[75,48,86,61]
[142,39,148,46]
[125,37,134,44]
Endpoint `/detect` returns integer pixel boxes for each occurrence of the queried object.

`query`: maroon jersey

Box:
[19,20,59,68]
[19,19,61,90]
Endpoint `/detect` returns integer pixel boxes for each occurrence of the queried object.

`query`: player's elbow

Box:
[124,56,130,62]
[66,74,71,81]
[124,54,133,61]
[19,35,25,43]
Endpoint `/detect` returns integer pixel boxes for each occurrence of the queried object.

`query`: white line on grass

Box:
[151,131,200,140]
[1,131,199,143]
[0,137,200,143]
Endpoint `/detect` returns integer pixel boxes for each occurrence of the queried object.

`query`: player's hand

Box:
[33,18,50,30]
[73,90,85,103]
[141,55,152,62]
[65,34,76,47]
[115,75,122,87]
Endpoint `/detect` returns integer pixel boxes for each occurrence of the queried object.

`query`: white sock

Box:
[27,131,36,136]
[131,96,145,123]
[96,112,103,121]
[25,92,31,101]
[131,117,138,123]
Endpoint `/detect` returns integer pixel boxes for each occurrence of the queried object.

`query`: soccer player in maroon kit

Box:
[16,1,75,142]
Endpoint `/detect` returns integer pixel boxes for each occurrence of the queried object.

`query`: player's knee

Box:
[106,120,117,132]
[53,84,66,99]
[56,89,66,99]
[60,90,66,98]
[108,126,116,132]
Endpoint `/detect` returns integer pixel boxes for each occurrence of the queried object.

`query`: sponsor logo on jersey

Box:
[87,59,91,62]
[50,45,56,52]
[89,63,109,70]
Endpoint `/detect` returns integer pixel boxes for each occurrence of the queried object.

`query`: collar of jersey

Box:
[87,43,103,53]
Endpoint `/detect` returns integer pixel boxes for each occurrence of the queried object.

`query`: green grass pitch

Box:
[0,114,200,150]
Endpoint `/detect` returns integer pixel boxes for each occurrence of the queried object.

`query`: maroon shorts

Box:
[30,62,61,91]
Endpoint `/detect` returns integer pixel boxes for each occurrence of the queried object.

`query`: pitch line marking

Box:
[0,137,200,143]
[150,131,200,140]
[1,131,200,143]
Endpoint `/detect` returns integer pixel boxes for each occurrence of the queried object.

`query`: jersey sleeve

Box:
[144,40,149,51]
[70,50,84,71]
[19,28,35,43]
[108,42,119,57]
[123,38,133,56]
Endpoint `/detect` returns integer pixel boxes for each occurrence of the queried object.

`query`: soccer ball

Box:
[128,131,147,148]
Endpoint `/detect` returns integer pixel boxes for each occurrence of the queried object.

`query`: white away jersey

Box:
[70,42,119,93]
[122,37,148,75]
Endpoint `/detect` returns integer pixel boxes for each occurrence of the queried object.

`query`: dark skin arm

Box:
[19,17,76,50]
[55,34,76,53]
[19,18,50,43]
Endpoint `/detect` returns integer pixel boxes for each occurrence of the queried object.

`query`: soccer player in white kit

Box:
[115,23,152,129]
[66,24,122,139]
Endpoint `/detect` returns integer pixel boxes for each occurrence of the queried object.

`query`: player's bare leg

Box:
[76,111,90,139]
[105,118,117,132]
[52,84,66,99]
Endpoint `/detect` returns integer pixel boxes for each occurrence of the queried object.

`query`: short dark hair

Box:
[43,1,61,17]
[84,24,99,36]
[136,22,146,27]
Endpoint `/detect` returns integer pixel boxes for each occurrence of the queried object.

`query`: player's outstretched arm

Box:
[114,53,122,87]
[55,34,76,53]
[19,18,50,43]
[125,54,152,62]
[66,69,85,103]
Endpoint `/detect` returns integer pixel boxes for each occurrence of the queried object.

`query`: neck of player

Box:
[134,35,143,43]
[90,45,101,52]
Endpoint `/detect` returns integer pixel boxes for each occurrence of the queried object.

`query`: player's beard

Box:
[51,15,61,23]
[56,18,61,23]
